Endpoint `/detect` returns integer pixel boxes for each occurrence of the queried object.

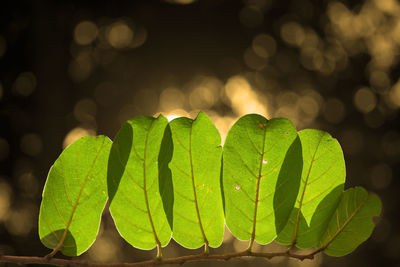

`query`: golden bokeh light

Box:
[0,179,12,221]
[159,87,186,112]
[107,21,134,49]
[68,50,93,82]
[0,35,6,58]
[20,133,43,157]
[353,87,377,113]
[88,235,120,262]
[389,80,400,107]
[370,163,392,190]
[74,21,99,46]
[189,81,220,110]
[13,72,37,97]
[63,127,96,148]
[73,98,97,124]
[280,22,305,47]
[18,172,39,198]
[252,34,277,59]
[224,75,268,117]
[5,204,36,237]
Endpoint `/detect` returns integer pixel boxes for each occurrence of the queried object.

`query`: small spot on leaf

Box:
[262,159,268,164]
[258,123,263,129]
[235,185,241,190]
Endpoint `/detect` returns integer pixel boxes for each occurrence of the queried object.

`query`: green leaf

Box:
[276,129,345,249]
[38,135,112,256]
[318,186,381,257]
[169,112,224,249]
[222,114,302,248]
[107,115,173,251]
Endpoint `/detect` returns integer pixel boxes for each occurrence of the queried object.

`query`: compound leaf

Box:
[169,112,224,249]
[107,115,173,251]
[223,114,302,247]
[276,129,345,249]
[318,186,381,257]
[39,135,112,256]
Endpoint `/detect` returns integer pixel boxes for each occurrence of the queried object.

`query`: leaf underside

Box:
[276,129,346,249]
[318,187,381,257]
[39,136,112,256]
[38,113,381,258]
[169,112,224,249]
[223,114,302,245]
[107,115,173,250]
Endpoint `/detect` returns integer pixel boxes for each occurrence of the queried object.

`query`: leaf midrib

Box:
[142,120,162,248]
[249,125,267,249]
[188,123,209,247]
[291,134,324,247]
[49,137,106,255]
[320,191,368,251]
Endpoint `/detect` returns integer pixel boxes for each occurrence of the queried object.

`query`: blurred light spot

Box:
[107,22,133,49]
[225,75,268,116]
[5,204,36,237]
[159,87,185,112]
[74,98,97,123]
[299,95,319,118]
[88,235,119,262]
[281,22,305,47]
[74,21,98,46]
[381,131,400,157]
[20,133,43,157]
[370,70,391,92]
[118,104,137,125]
[63,127,95,148]
[0,35,6,58]
[239,6,264,28]
[370,163,392,189]
[0,179,12,221]
[165,0,197,4]
[243,47,267,70]
[130,26,148,49]
[354,87,377,113]
[389,80,400,107]
[134,88,158,113]
[233,239,248,251]
[210,115,236,144]
[68,51,93,83]
[18,172,39,197]
[252,34,277,58]
[340,129,364,155]
[13,72,37,97]
[0,137,10,161]
[189,86,218,110]
[163,109,189,122]
[94,82,119,107]
[364,109,384,128]
[323,98,346,124]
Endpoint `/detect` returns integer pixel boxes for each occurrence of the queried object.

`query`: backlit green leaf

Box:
[169,112,224,249]
[318,186,381,257]
[223,114,302,247]
[107,115,173,251]
[39,135,112,256]
[276,129,345,249]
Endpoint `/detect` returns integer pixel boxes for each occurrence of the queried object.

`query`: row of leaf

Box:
[38,112,381,258]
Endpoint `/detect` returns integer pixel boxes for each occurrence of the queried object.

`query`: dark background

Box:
[0,0,399,266]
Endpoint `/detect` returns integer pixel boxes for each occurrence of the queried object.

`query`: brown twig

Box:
[0,249,319,267]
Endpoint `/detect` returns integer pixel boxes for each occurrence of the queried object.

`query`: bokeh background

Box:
[0,0,399,266]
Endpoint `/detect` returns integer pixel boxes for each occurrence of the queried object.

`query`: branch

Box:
[0,249,320,267]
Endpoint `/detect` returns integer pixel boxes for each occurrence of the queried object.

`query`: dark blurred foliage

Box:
[0,0,399,266]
